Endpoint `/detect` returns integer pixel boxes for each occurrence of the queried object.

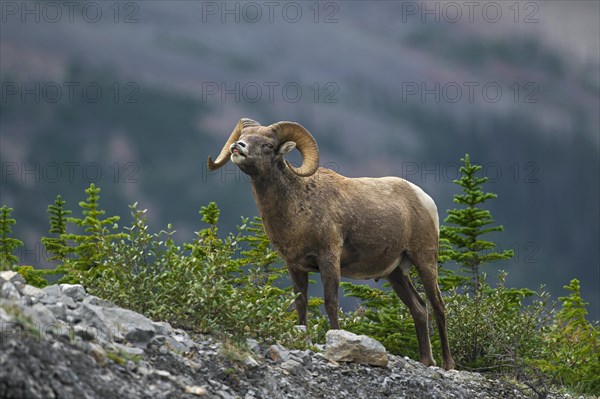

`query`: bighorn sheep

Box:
[207,118,455,370]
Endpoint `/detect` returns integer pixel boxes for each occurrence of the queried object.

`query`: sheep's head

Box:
[207,118,319,177]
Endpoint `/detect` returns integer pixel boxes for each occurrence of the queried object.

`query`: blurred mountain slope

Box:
[1,1,598,318]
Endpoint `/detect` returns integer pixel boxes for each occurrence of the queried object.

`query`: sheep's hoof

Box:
[443,361,456,371]
[420,357,436,367]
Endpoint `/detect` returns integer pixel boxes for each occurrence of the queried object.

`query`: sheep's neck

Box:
[250,163,302,222]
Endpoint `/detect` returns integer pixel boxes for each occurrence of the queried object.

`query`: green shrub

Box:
[0,205,23,271]
[445,272,550,372]
[2,154,599,397]
[76,200,306,347]
[539,279,600,394]
[14,266,50,288]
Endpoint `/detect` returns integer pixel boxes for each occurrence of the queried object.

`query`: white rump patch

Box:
[407,181,439,232]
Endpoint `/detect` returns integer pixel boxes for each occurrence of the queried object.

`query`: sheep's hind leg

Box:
[387,267,436,367]
[410,251,455,371]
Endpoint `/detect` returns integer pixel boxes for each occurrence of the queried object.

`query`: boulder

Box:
[100,306,156,345]
[165,331,195,353]
[21,284,46,303]
[70,303,111,341]
[265,344,290,362]
[40,285,60,305]
[280,359,304,375]
[0,282,20,300]
[59,284,86,302]
[57,295,78,310]
[324,329,388,367]
[0,307,14,323]
[0,271,26,289]
[151,321,173,336]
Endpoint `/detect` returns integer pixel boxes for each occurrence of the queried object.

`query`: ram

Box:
[208,118,455,370]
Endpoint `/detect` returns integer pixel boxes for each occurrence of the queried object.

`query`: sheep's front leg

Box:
[319,255,341,329]
[287,266,308,326]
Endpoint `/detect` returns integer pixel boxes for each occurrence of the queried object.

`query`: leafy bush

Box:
[445,272,550,371]
[2,150,599,397]
[77,200,306,346]
[5,185,308,347]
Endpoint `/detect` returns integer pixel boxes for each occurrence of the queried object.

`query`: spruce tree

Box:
[185,202,221,259]
[440,154,514,293]
[41,195,72,263]
[63,184,126,279]
[0,205,23,270]
[239,216,284,286]
[547,279,600,392]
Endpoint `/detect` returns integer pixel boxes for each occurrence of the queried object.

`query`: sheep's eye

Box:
[262,143,273,149]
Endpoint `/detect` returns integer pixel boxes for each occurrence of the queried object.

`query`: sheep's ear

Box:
[277,141,296,156]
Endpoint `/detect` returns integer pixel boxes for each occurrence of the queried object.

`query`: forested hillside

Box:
[1,1,598,319]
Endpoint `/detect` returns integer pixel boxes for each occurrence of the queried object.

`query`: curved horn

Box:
[271,121,319,176]
[207,118,259,171]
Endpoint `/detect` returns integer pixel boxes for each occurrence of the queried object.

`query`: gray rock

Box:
[21,284,46,303]
[291,349,313,368]
[57,295,78,310]
[184,385,209,396]
[164,333,195,353]
[265,344,290,362]
[216,389,236,399]
[46,302,67,320]
[246,338,261,354]
[70,303,111,341]
[151,321,173,336]
[101,306,156,345]
[324,329,388,367]
[74,324,98,341]
[174,330,195,349]
[18,295,33,307]
[21,302,57,328]
[82,295,115,307]
[147,335,167,352]
[41,284,60,298]
[111,342,145,358]
[280,359,304,375]
[39,285,61,305]
[59,284,86,302]
[0,270,26,289]
[0,278,541,399]
[87,342,108,365]
[0,306,14,323]
[244,355,260,369]
[0,282,21,300]
[39,295,58,305]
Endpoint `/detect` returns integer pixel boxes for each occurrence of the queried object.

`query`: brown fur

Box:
[209,123,455,370]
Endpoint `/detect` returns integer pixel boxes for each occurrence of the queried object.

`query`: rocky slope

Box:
[0,271,575,399]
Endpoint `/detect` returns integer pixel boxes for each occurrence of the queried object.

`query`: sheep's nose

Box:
[236,141,246,147]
